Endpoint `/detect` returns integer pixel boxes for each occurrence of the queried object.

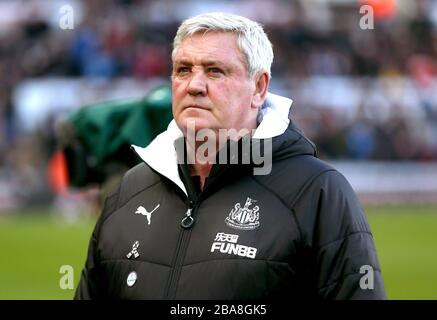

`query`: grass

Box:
[0,205,436,299]
[0,212,95,300]
[366,205,437,300]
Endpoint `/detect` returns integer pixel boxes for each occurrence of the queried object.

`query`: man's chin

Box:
[178,117,217,133]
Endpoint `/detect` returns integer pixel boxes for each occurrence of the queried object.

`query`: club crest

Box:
[225,197,260,230]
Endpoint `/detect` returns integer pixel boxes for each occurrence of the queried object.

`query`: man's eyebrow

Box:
[174,59,192,66]
[202,60,226,67]
[174,59,227,67]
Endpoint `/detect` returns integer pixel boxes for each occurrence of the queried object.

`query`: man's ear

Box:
[252,72,270,109]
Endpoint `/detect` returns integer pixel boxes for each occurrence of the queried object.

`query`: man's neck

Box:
[185,137,219,191]
[189,162,213,191]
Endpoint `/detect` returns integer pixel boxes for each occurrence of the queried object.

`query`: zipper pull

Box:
[181,201,195,229]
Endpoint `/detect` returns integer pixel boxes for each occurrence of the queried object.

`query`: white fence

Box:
[330,161,437,205]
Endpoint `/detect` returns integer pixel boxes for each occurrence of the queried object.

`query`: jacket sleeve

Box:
[294,170,387,299]
[74,185,120,300]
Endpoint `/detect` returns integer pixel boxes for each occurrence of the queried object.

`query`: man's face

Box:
[172,32,259,135]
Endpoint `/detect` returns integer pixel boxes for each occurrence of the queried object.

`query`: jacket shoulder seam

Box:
[115,163,161,210]
[98,187,121,229]
[317,268,382,292]
[317,230,373,251]
[288,168,337,208]
[115,179,162,211]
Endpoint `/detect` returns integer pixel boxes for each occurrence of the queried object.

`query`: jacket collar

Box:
[131,92,293,196]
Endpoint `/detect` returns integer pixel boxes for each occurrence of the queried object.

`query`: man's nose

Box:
[187,71,207,96]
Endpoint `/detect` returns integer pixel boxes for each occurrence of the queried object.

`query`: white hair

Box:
[172,12,274,79]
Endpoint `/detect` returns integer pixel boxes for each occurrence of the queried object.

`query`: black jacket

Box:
[75,94,386,300]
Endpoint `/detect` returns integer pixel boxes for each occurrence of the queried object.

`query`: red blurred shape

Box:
[360,0,397,20]
[408,54,437,87]
[48,150,69,195]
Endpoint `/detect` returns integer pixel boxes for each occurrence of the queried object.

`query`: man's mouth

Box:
[185,104,210,110]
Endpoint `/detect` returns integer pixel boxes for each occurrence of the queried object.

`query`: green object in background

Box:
[1,205,437,299]
[63,84,173,187]
[68,84,173,168]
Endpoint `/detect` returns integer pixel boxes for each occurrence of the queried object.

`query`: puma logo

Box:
[135,204,160,225]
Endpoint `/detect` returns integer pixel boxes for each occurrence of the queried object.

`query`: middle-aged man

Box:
[75,12,386,300]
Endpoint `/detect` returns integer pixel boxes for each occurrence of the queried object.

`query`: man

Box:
[75,12,386,299]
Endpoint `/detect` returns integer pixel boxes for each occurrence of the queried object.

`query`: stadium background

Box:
[0,0,437,299]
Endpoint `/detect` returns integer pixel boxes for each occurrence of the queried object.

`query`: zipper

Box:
[181,200,195,228]
[165,199,197,299]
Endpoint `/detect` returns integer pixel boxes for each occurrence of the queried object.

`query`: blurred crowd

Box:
[1,0,437,210]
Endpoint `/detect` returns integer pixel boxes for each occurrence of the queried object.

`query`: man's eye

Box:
[176,67,190,74]
[208,68,223,74]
